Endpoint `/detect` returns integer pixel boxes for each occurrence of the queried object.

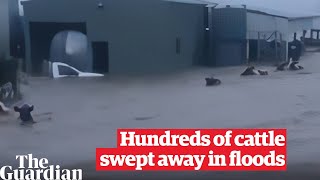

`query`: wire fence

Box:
[247,31,287,64]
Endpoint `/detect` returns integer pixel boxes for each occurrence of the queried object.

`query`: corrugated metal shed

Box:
[289,17,314,34]
[213,1,320,18]
[209,6,289,66]
[209,8,247,66]
[288,16,320,41]
[312,17,320,29]
[212,8,246,40]
[0,0,10,59]
[164,0,214,4]
[247,11,289,40]
[213,5,289,41]
[21,0,207,75]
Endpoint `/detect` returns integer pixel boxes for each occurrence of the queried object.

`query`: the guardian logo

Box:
[0,154,82,180]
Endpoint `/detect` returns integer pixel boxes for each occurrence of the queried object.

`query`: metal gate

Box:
[248,31,287,64]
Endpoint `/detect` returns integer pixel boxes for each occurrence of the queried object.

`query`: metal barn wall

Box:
[246,12,289,63]
[0,0,10,59]
[22,0,206,75]
[288,18,313,42]
[247,12,289,41]
[289,17,320,41]
[210,8,247,66]
[289,18,313,34]
[9,0,26,60]
[212,8,247,40]
[312,17,320,29]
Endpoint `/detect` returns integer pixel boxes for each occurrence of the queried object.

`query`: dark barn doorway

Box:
[249,40,258,62]
[92,42,109,74]
[29,22,86,76]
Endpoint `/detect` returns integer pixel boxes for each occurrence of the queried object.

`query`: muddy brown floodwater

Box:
[1,53,320,179]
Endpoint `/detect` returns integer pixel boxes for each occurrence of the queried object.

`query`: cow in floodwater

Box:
[241,66,269,76]
[276,58,304,71]
[205,77,222,86]
[14,104,36,123]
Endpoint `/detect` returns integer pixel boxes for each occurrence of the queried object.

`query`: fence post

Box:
[49,61,52,78]
[246,39,250,65]
[279,33,283,61]
[17,58,23,99]
[275,31,278,62]
[42,59,49,77]
[285,39,289,62]
[257,32,261,62]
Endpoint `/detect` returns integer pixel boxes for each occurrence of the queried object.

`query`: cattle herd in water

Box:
[0,57,307,116]
[205,58,304,87]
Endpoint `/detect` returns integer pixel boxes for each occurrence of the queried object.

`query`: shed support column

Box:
[285,40,288,62]
[275,31,278,61]
[23,20,32,74]
[280,33,283,61]
[208,7,214,66]
[257,32,260,62]
[246,40,249,64]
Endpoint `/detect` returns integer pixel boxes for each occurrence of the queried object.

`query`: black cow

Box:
[205,77,221,86]
[241,66,257,76]
[14,104,36,123]
[241,66,269,76]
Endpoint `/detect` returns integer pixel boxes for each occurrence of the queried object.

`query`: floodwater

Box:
[1,53,320,179]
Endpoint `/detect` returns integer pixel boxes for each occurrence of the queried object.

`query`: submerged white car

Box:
[51,62,104,78]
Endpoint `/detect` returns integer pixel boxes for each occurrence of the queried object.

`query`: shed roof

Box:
[21,0,216,5]
[214,5,289,19]
[213,3,320,19]
[164,0,215,4]
[289,15,320,21]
